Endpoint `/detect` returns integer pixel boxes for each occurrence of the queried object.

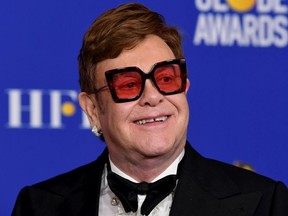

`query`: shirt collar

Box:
[109,149,185,183]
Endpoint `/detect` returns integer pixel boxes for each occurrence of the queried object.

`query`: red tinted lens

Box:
[112,71,142,99]
[154,64,183,92]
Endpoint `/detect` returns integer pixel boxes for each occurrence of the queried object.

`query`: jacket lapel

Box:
[216,192,262,216]
[60,149,108,216]
[170,143,262,216]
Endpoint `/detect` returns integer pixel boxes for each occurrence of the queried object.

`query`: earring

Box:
[91,126,102,137]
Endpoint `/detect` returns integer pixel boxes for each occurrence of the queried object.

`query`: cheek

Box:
[96,94,109,114]
[171,96,190,129]
[99,101,136,127]
[100,105,136,142]
[168,94,189,114]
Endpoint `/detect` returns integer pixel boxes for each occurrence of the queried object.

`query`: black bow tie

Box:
[107,160,183,215]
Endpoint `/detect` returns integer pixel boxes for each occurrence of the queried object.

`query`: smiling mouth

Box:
[134,116,169,125]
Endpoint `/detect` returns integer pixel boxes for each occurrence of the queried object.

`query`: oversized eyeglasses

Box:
[95,59,187,103]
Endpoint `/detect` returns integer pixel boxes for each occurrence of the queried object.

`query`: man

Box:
[12,3,288,216]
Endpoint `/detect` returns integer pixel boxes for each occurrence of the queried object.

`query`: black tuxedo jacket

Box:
[12,143,288,216]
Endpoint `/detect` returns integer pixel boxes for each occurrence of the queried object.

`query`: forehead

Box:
[96,35,175,75]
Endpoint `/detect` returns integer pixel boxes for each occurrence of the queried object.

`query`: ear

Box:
[78,92,100,128]
[185,78,190,94]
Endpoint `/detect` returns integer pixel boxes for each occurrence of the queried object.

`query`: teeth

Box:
[136,116,168,125]
[137,119,154,125]
[155,116,168,122]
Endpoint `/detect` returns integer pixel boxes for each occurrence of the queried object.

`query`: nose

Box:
[138,79,164,106]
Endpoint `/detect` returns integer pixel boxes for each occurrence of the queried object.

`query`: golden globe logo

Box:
[193,0,288,47]
[227,0,256,12]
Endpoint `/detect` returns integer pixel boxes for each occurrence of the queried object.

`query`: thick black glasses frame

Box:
[95,59,187,103]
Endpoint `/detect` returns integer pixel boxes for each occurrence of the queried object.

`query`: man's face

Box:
[82,35,189,164]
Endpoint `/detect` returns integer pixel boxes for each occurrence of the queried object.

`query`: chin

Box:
[139,140,174,156]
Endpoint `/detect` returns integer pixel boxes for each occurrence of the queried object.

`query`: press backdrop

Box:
[1,0,287,215]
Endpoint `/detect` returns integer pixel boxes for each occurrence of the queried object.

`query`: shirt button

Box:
[111,197,119,206]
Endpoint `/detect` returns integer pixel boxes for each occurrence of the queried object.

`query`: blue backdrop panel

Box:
[1,0,287,215]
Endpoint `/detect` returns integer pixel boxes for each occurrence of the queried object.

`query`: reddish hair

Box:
[78,3,184,92]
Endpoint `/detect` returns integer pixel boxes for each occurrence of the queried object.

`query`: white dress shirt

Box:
[99,150,184,216]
